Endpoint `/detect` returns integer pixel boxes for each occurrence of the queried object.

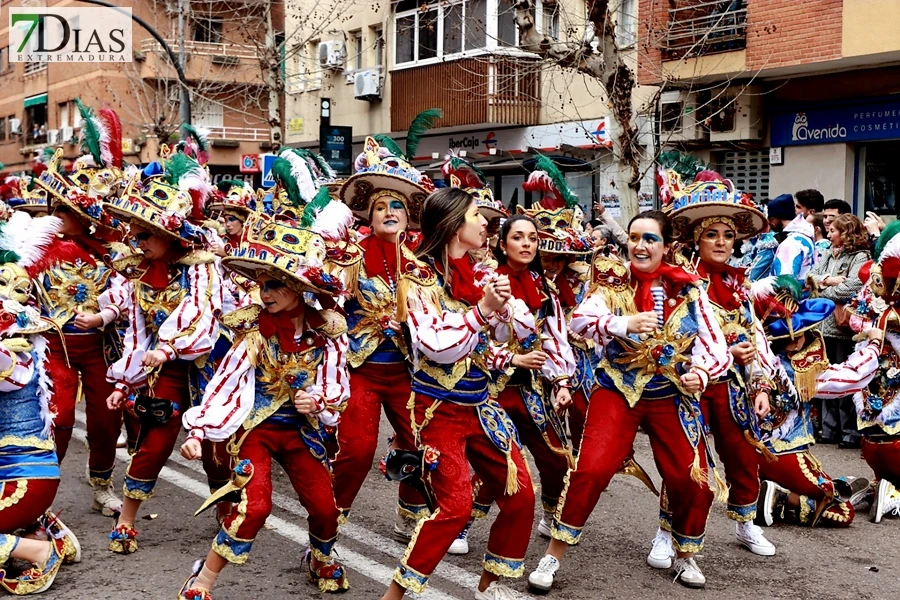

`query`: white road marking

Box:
[71,425,463,600]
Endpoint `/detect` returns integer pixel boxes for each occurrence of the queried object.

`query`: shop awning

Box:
[24,94,47,108]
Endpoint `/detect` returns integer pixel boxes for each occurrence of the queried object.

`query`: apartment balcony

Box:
[660,0,747,61]
[205,126,270,142]
[137,38,264,87]
[391,57,541,131]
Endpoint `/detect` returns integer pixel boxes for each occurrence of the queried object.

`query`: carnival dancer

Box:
[848,221,900,522]
[101,159,231,554]
[206,180,259,310]
[32,104,130,517]
[528,210,731,591]
[442,155,509,260]
[382,186,537,600]
[0,206,80,595]
[647,174,777,563]
[331,136,434,534]
[177,192,360,598]
[751,276,881,528]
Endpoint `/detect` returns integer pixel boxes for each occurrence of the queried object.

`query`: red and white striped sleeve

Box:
[815,341,880,398]
[106,284,150,394]
[97,272,131,326]
[182,338,255,442]
[307,332,350,427]
[690,288,732,389]
[405,284,487,366]
[540,292,576,385]
[569,289,630,345]
[157,262,221,361]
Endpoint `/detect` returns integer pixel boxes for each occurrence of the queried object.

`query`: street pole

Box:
[75,0,191,125]
[177,0,190,129]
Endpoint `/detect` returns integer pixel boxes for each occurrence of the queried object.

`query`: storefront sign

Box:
[771,97,900,146]
[287,118,304,136]
[320,125,352,175]
[240,154,260,173]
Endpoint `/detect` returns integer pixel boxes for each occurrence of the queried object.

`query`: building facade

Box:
[283,0,656,217]
[0,0,281,187]
[638,0,900,217]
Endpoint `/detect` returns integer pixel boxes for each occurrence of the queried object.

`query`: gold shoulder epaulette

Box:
[318,308,348,338]
[179,249,217,266]
[220,304,262,334]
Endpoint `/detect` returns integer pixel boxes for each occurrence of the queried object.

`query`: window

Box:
[192,97,224,129]
[350,31,363,71]
[497,0,518,47]
[59,102,70,129]
[373,27,384,68]
[193,17,223,44]
[304,41,322,90]
[616,0,636,48]
[394,0,493,66]
[541,1,560,40]
[0,117,6,142]
[25,104,48,144]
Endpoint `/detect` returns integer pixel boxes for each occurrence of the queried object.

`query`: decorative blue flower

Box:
[289,372,308,389]
[521,333,538,351]
[868,396,883,411]
[153,310,168,327]
[662,344,675,357]
[15,312,28,328]
[475,332,488,355]
[234,459,252,476]
[383,327,395,338]
[658,355,670,366]
[73,283,88,304]
[737,333,748,344]
[86,204,102,219]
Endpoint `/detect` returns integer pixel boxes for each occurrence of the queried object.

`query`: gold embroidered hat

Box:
[520,205,594,256]
[442,156,508,221]
[106,173,203,245]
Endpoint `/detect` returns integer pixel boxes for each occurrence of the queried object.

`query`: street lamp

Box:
[75,0,191,126]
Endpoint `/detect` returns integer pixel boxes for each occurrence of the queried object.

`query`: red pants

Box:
[555,388,714,553]
[661,381,760,524]
[393,395,535,594]
[758,450,854,527]
[475,386,569,512]
[123,361,230,500]
[567,389,591,457]
[330,362,423,516]
[46,333,121,478]
[213,423,341,565]
[0,479,59,533]
[862,437,900,488]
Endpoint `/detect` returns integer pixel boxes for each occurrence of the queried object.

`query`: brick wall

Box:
[746,0,842,70]
[636,0,669,85]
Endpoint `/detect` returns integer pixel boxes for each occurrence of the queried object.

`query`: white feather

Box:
[311,200,354,241]
[278,149,317,203]
[0,213,62,268]
[31,335,55,437]
[878,230,900,264]
[750,276,776,300]
[90,114,112,168]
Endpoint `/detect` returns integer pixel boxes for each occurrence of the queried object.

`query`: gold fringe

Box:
[689,449,704,488]
[519,447,538,493]
[395,277,413,324]
[601,287,636,317]
[794,362,827,404]
[505,453,520,496]
[343,259,361,300]
[713,467,729,503]
[744,430,777,462]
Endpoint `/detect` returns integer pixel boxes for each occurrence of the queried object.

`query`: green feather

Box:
[657,151,708,181]
[271,158,301,205]
[74,98,102,165]
[0,250,21,265]
[300,186,331,228]
[216,179,245,193]
[180,124,209,152]
[405,108,442,159]
[450,157,486,185]
[163,152,198,185]
[875,220,900,262]
[772,274,803,302]
[534,154,579,208]
[372,134,405,159]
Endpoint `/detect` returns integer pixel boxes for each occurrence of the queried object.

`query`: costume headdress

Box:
[178,124,211,166]
[442,156,508,220]
[208,179,258,218]
[522,154,579,211]
[661,161,766,243]
[340,109,442,227]
[869,220,900,302]
[160,145,213,225]
[752,275,834,341]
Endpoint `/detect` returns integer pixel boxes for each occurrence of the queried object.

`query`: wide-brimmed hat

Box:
[340,136,433,227]
[222,212,359,298]
[766,298,835,341]
[662,166,766,243]
[752,274,831,340]
[106,173,203,245]
[443,156,508,221]
[519,205,593,255]
[6,183,49,215]
[34,148,123,231]
[208,180,258,217]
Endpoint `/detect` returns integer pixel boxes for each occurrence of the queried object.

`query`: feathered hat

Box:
[752,275,834,341]
[159,144,213,225]
[178,124,211,166]
[662,164,766,244]
[271,147,337,214]
[522,154,579,211]
[868,220,900,301]
[222,187,362,298]
[442,155,507,220]
[208,179,258,219]
[340,109,442,227]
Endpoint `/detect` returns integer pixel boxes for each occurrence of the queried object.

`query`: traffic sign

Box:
[260,153,277,189]
[240,154,260,173]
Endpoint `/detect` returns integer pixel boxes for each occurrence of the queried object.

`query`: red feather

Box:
[25,238,96,279]
[522,171,565,210]
[98,108,123,169]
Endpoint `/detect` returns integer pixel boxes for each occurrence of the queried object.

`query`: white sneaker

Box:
[735,521,776,556]
[474,581,516,600]
[537,516,552,539]
[448,522,471,555]
[116,430,127,448]
[673,557,706,589]
[647,527,674,569]
[91,484,123,517]
[872,479,900,523]
[528,554,560,592]
[393,511,418,541]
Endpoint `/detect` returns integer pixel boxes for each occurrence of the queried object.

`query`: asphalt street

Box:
[37,411,900,600]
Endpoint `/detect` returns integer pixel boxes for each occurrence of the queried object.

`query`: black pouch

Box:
[132,394,176,452]
[384,449,437,513]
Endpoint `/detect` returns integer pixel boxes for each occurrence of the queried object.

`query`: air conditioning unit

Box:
[61,126,74,142]
[317,41,346,71]
[658,91,707,143]
[47,129,59,144]
[354,69,382,101]
[8,119,21,135]
[709,85,764,142]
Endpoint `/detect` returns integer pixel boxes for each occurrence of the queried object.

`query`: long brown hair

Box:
[416,187,474,292]
[832,214,869,253]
